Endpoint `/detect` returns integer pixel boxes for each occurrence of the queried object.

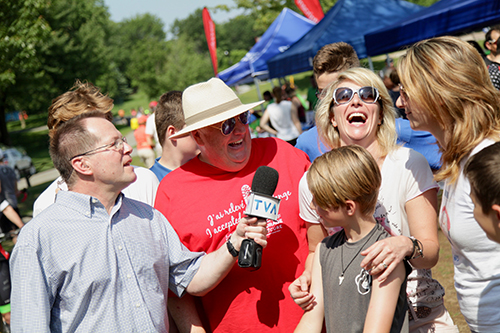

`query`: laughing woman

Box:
[396,36,500,333]
[290,67,458,332]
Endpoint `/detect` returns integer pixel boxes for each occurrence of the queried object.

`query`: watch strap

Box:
[226,238,239,257]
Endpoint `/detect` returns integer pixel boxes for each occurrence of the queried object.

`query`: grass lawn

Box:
[434,230,468,332]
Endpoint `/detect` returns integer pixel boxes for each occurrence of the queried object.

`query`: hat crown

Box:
[170,78,264,139]
[182,78,242,126]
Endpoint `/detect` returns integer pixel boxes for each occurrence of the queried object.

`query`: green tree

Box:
[232,0,299,32]
[127,38,169,100]
[218,14,266,51]
[107,13,167,98]
[159,36,214,92]
[0,0,50,145]
[39,0,113,94]
[170,8,207,53]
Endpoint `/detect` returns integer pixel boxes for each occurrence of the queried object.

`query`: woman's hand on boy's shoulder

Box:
[360,235,413,283]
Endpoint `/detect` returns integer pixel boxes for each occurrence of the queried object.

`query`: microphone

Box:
[238,166,280,270]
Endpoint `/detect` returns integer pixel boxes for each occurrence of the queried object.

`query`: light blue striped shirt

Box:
[11,191,204,332]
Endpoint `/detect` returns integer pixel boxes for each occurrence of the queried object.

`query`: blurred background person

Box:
[146,100,162,156]
[134,115,156,168]
[381,67,406,119]
[260,86,302,145]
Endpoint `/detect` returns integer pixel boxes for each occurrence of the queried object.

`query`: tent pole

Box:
[253,77,265,112]
[368,57,374,71]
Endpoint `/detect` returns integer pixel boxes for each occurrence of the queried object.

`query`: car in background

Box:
[1,148,36,180]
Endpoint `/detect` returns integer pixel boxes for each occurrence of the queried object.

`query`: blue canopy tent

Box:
[365,0,500,56]
[266,0,422,79]
[218,8,315,86]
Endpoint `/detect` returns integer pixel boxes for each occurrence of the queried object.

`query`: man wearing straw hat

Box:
[155,78,319,332]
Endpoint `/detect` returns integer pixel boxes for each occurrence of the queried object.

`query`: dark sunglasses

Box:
[210,111,251,136]
[333,87,379,105]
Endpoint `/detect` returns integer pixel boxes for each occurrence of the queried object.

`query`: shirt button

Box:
[136,303,141,308]
[127,274,131,279]
[118,246,123,250]
[92,198,98,203]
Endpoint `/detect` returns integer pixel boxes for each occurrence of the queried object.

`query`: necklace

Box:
[339,229,376,286]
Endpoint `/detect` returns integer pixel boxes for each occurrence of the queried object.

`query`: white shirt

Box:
[266,101,300,141]
[439,138,500,331]
[145,114,162,153]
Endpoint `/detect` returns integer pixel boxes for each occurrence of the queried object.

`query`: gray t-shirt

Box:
[320,223,409,333]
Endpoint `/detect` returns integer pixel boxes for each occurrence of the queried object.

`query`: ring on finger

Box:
[381,262,388,269]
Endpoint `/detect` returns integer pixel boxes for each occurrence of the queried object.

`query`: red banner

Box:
[295,0,324,23]
[202,7,218,76]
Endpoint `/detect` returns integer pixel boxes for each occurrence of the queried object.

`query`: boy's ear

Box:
[166,125,177,140]
[492,204,500,222]
[345,200,356,216]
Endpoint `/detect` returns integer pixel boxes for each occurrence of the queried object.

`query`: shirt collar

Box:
[55,191,124,219]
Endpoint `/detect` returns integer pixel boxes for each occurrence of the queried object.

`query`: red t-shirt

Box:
[155,138,310,332]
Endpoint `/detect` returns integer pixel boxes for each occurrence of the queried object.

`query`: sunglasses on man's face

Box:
[333,87,379,105]
[210,111,251,136]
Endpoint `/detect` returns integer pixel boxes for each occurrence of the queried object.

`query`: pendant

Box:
[339,274,344,285]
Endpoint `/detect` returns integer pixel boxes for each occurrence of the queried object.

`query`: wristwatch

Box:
[226,238,239,257]
[405,236,424,261]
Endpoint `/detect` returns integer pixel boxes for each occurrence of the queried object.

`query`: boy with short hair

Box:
[149,91,199,181]
[464,141,500,243]
[295,145,409,333]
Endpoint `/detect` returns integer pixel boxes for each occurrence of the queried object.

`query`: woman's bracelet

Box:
[405,236,424,260]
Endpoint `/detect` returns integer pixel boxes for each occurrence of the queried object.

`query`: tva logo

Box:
[244,192,281,221]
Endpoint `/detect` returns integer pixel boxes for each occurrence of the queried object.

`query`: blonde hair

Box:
[48,80,114,138]
[307,145,381,216]
[315,67,397,157]
[398,36,500,183]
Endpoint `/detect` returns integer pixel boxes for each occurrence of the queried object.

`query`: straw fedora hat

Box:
[170,78,264,138]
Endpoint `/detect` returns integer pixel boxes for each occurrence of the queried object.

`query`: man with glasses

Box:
[33,80,159,217]
[10,111,267,332]
[154,78,316,332]
[484,25,500,89]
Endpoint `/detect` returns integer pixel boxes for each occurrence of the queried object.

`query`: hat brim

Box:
[170,100,264,139]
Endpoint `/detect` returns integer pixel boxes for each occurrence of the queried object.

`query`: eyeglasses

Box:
[399,84,409,103]
[210,111,250,136]
[315,89,327,100]
[333,87,379,105]
[69,137,127,161]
